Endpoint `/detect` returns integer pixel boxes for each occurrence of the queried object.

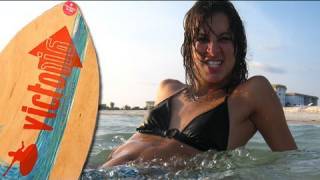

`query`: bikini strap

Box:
[224,93,229,103]
[154,86,187,107]
[164,86,186,104]
[171,86,187,98]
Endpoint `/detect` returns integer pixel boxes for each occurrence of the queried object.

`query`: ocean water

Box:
[81,110,320,180]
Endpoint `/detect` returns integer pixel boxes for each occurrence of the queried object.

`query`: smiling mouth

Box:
[199,59,223,68]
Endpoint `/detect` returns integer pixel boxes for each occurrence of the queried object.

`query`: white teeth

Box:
[207,60,222,67]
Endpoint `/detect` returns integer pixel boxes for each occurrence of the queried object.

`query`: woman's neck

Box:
[191,82,227,101]
[195,79,228,96]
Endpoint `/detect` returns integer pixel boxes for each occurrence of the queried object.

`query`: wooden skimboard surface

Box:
[0,1,99,179]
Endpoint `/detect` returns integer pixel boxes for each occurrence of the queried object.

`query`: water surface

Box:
[82,110,320,180]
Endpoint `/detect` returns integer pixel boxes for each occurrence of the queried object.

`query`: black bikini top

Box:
[136,88,230,151]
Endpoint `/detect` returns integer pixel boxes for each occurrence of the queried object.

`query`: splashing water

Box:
[81,111,320,179]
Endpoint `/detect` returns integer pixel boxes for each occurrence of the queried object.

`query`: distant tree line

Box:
[98,102,147,110]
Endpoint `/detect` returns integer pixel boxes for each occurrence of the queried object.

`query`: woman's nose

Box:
[206,40,221,57]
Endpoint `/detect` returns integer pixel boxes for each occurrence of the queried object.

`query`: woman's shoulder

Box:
[159,79,185,91]
[155,79,186,105]
[233,75,272,94]
[230,75,276,106]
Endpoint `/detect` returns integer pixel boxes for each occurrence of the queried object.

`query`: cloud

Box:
[249,61,286,74]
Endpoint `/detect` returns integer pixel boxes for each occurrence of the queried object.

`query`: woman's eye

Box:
[218,36,233,43]
[196,36,209,43]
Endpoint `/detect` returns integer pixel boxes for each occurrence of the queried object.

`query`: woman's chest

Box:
[169,95,227,131]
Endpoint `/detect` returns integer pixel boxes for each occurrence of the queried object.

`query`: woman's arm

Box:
[247,76,297,151]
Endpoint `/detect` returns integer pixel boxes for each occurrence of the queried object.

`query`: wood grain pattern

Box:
[0,2,99,179]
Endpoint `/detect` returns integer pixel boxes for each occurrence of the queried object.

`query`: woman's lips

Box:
[200,59,223,73]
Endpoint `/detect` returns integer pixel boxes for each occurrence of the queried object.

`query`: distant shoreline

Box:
[287,119,320,125]
[99,110,147,116]
[99,107,320,125]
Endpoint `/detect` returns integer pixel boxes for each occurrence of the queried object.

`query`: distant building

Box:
[272,84,287,106]
[98,104,107,110]
[286,93,318,107]
[145,101,155,110]
[272,84,318,107]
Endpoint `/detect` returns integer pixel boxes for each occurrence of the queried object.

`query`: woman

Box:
[103,1,296,168]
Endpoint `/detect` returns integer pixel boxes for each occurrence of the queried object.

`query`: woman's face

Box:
[192,13,235,88]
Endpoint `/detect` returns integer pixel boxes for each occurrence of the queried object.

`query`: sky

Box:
[0,1,319,107]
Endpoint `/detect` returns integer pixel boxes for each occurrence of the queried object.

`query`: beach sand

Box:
[284,107,320,125]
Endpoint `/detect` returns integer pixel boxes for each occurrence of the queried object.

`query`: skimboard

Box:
[0,1,100,179]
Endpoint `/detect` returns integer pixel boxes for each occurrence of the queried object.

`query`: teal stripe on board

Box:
[24,14,89,180]
[0,14,89,179]
[23,15,88,179]
[0,10,88,180]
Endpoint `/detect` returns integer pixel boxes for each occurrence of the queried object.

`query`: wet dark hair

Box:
[181,1,247,99]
